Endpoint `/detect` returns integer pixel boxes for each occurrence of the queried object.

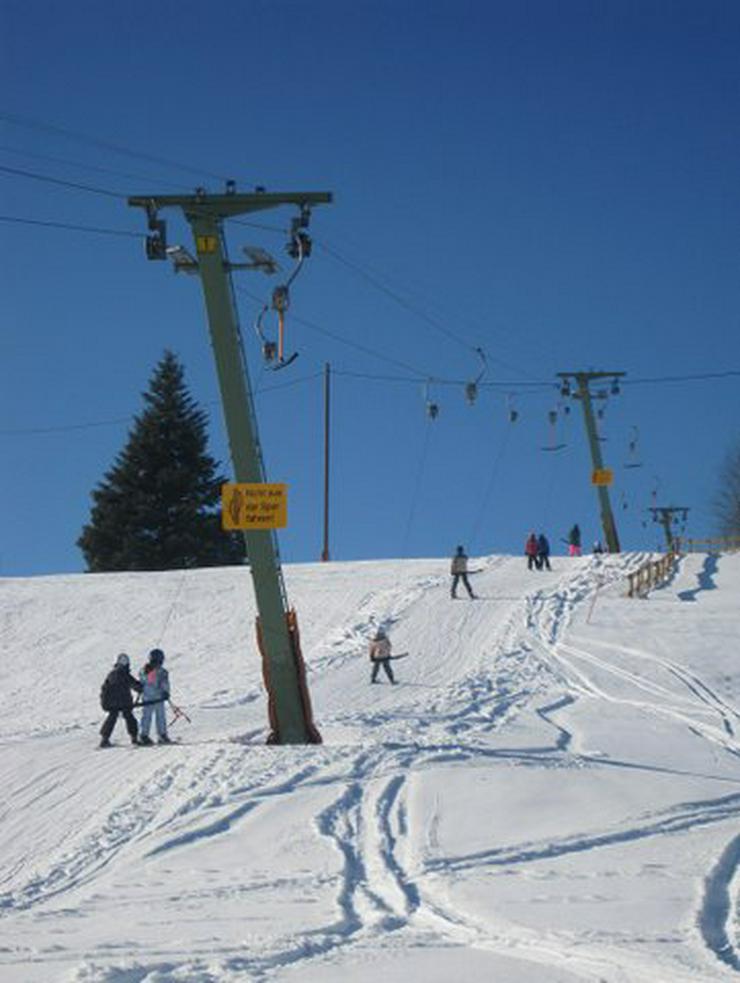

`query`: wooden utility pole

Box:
[321,362,331,562]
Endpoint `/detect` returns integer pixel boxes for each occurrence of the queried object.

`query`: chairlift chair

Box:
[623,426,643,469]
[464,347,487,405]
[424,380,440,420]
[541,409,566,452]
[252,218,312,370]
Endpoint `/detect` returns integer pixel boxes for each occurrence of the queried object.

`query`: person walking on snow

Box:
[450,545,476,598]
[138,648,171,745]
[525,533,540,571]
[537,533,552,571]
[567,524,582,557]
[99,653,143,748]
[369,627,396,684]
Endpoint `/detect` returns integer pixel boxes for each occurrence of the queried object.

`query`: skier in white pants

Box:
[138,648,171,744]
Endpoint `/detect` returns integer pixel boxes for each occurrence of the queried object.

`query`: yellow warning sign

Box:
[591,468,614,486]
[196,235,218,254]
[221,483,287,530]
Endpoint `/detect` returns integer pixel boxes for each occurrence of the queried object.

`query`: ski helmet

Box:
[116,653,130,669]
[149,648,165,666]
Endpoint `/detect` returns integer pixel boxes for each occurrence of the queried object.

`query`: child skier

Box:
[369,627,397,684]
[138,648,171,745]
[525,532,540,570]
[450,545,476,599]
[99,653,143,748]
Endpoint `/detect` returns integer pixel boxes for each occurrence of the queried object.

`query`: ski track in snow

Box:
[2,552,739,981]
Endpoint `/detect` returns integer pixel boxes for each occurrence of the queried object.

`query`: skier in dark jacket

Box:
[99,653,143,748]
[537,533,551,570]
[567,524,582,557]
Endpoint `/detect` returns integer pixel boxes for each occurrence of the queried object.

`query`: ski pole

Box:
[169,702,192,727]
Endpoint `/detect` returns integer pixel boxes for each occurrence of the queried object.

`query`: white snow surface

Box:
[1,551,739,982]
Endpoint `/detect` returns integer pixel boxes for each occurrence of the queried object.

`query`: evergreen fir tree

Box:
[78,350,246,571]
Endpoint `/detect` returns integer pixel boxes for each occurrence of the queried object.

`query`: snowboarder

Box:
[138,648,171,745]
[537,533,552,570]
[369,627,396,684]
[99,653,143,748]
[450,545,476,598]
[525,533,540,571]
[567,524,582,557]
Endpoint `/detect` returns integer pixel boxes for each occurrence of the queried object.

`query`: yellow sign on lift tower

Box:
[222,483,287,529]
[591,468,614,486]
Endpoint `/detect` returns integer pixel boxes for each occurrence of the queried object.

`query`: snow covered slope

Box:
[1,551,739,982]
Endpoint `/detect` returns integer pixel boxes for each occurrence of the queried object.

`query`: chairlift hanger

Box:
[464,347,487,405]
[541,407,566,452]
[253,212,312,370]
[623,425,643,469]
[424,380,440,420]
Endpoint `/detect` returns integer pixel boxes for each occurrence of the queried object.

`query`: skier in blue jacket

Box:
[138,648,171,745]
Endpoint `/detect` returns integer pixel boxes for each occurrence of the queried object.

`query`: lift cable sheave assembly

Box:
[129,184,332,744]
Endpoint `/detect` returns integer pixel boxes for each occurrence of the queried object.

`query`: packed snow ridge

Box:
[1,551,739,982]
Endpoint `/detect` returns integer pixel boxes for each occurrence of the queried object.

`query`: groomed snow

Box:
[1,551,739,981]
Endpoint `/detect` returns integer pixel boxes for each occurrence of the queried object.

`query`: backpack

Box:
[100,671,116,711]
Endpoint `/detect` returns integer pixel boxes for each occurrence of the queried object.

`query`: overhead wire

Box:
[3,132,739,409]
[317,238,542,381]
[0,163,289,233]
[0,214,142,238]
[398,417,435,559]
[319,239,493,358]
[0,372,323,436]
[0,162,125,199]
[4,112,738,393]
[467,424,513,552]
[0,111,233,183]
[0,143,192,190]
[3,362,738,438]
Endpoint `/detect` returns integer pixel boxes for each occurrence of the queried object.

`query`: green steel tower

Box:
[130,185,332,743]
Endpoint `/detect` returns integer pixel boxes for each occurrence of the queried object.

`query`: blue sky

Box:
[1,0,739,576]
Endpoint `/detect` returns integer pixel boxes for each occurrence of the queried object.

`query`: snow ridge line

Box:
[0,760,186,912]
[582,635,740,740]
[425,791,740,874]
[697,831,740,972]
[543,641,740,760]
